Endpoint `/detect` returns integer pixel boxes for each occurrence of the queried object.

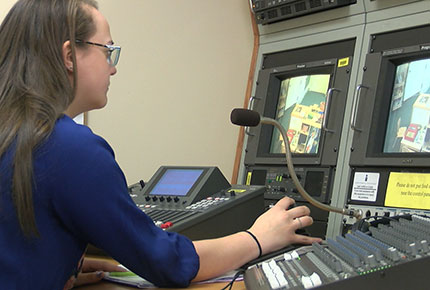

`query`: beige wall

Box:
[1,1,253,184]
[0,1,16,19]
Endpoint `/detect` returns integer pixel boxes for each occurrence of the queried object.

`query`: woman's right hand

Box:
[248,197,322,255]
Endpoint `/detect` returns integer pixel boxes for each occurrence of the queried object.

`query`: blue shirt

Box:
[0,116,199,289]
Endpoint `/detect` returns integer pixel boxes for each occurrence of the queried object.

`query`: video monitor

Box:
[383,58,430,153]
[148,168,204,196]
[349,25,430,168]
[244,56,352,167]
[243,39,355,168]
[269,74,331,155]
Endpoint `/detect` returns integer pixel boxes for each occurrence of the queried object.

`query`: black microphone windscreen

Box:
[230,108,261,127]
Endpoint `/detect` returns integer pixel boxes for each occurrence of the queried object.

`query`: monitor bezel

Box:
[244,57,350,167]
[258,67,333,160]
[349,44,430,167]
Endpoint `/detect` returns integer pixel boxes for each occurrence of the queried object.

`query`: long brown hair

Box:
[0,0,98,237]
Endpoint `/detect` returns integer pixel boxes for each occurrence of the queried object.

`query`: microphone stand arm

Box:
[260,117,362,220]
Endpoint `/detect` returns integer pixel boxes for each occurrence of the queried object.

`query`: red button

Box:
[160,222,173,229]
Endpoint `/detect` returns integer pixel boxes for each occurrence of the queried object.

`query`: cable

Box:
[220,269,245,290]
[352,214,400,232]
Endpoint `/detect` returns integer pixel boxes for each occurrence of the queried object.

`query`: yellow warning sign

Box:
[338,57,349,68]
[385,172,430,210]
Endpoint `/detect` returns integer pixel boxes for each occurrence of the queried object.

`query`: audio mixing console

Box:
[244,214,430,290]
[136,184,265,240]
[129,166,265,240]
[88,166,265,255]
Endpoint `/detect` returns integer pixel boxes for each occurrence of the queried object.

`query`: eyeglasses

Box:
[76,40,121,66]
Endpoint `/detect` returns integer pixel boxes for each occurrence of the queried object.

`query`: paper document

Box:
[104,266,243,288]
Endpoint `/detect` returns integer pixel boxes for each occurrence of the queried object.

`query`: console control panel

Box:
[245,214,430,290]
[136,185,265,240]
[343,204,430,225]
[246,166,332,204]
[250,0,357,25]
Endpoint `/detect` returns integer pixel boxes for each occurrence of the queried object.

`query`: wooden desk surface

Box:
[77,256,246,290]
[77,280,246,290]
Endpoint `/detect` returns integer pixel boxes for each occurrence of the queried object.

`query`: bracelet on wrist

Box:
[244,230,262,258]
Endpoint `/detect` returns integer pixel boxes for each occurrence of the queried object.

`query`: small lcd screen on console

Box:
[383,58,430,153]
[270,74,330,155]
[149,169,204,196]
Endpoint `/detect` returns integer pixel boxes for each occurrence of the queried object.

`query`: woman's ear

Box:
[62,40,74,72]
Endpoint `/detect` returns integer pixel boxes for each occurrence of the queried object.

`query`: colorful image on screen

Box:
[270,74,330,154]
[383,58,430,153]
[149,169,204,196]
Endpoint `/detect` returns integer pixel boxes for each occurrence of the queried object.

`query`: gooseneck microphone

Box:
[230,108,261,127]
[231,108,362,219]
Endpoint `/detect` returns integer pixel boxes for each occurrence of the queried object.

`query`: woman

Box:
[0,0,321,289]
